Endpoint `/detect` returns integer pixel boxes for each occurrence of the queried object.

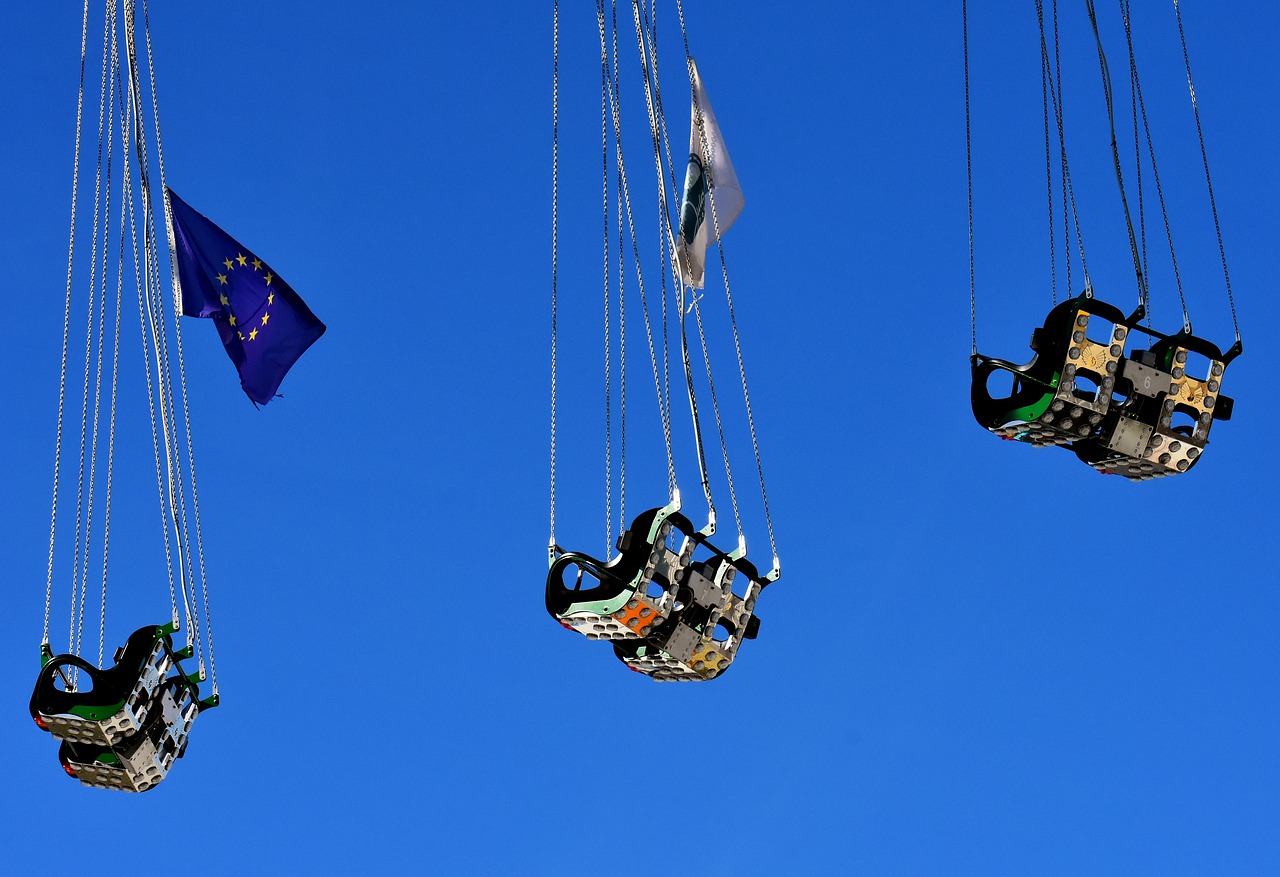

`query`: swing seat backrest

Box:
[31,625,175,748]
[546,507,680,642]
[971,294,1130,447]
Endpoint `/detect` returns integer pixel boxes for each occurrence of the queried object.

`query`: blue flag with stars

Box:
[167,187,325,405]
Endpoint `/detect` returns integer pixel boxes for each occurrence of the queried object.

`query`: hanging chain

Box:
[549,0,559,554]
[673,0,776,560]
[964,0,977,352]
[1123,0,1147,323]
[119,0,183,637]
[1085,0,1147,309]
[638,0,680,501]
[598,1,613,554]
[140,0,216,687]
[100,170,126,670]
[1121,0,1188,328]
[1038,0,1091,291]
[1173,0,1240,343]
[46,0,95,649]
[133,0,205,677]
[612,0,677,501]
[78,30,119,665]
[69,0,117,665]
[613,0,627,532]
[1041,21,1058,306]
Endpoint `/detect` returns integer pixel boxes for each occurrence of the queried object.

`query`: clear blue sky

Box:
[2,2,1278,873]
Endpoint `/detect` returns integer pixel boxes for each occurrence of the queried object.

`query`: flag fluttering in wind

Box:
[166,188,325,405]
[676,59,744,289]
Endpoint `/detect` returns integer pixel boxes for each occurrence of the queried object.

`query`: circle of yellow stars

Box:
[214,252,276,343]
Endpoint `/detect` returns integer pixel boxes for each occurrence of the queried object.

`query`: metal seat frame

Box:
[31,623,217,792]
[547,499,775,681]
[971,290,1238,480]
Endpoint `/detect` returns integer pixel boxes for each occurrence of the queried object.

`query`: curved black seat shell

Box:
[545,507,662,618]
[549,504,772,681]
[971,293,1130,437]
[31,626,164,723]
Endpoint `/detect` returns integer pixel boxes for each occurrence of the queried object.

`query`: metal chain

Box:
[549,0,559,553]
[1124,0,1148,321]
[690,297,741,536]
[117,0,180,634]
[1085,0,1147,309]
[100,177,126,670]
[125,0,191,643]
[675,0,777,560]
[142,0,217,687]
[964,0,976,352]
[598,0,613,554]
[1173,0,1240,342]
[1053,0,1074,295]
[638,0,680,501]
[639,0,713,522]
[79,35,119,665]
[1038,0,1091,290]
[612,0,677,500]
[1041,22,1058,306]
[131,0,208,674]
[70,0,116,664]
[614,0,626,533]
[46,0,94,649]
[1122,0,1188,328]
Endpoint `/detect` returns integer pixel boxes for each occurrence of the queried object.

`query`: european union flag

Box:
[167,187,325,405]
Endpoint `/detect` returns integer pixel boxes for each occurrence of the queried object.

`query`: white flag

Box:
[676,60,744,289]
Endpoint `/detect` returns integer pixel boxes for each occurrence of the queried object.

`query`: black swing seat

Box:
[31,624,216,792]
[971,291,1239,480]
[1073,330,1237,480]
[547,503,772,681]
[57,676,201,792]
[971,292,1132,448]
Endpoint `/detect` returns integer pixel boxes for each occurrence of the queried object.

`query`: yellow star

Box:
[261,313,270,326]
[216,273,229,285]
[267,293,275,305]
[251,258,263,271]
[219,294,229,306]
[229,315,237,327]
[222,258,234,270]
[237,331,245,340]
[264,272,274,286]
[236,253,248,267]
[248,328,258,341]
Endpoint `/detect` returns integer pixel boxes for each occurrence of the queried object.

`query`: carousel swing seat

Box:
[58,675,202,793]
[548,502,769,681]
[1074,329,1238,479]
[31,624,216,792]
[971,291,1131,448]
[972,290,1239,480]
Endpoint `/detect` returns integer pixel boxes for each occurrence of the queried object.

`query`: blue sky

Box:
[1,2,1278,873]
